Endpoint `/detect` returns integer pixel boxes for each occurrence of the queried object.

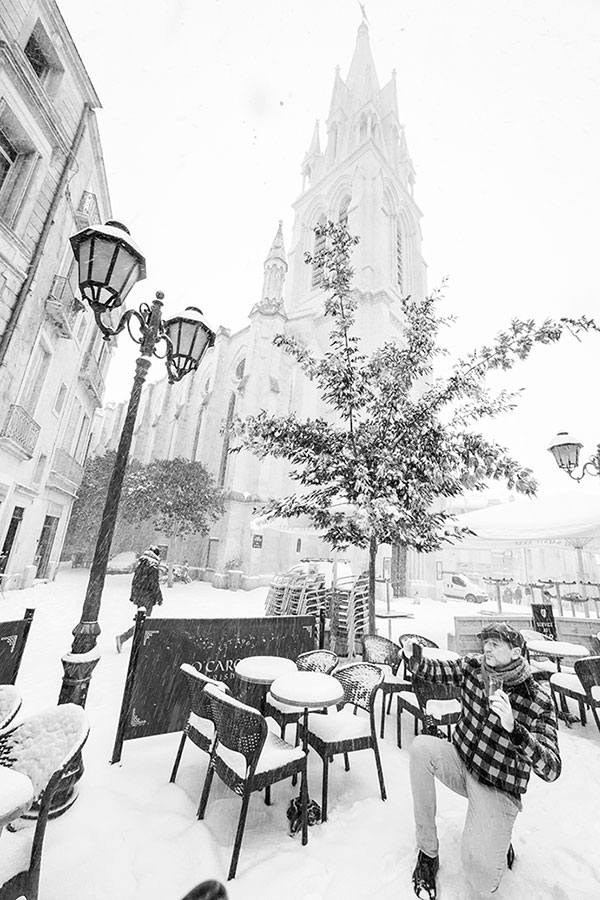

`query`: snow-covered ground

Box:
[0,569,598,900]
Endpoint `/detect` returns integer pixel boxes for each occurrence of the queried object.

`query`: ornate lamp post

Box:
[547,431,600,482]
[59,221,215,707]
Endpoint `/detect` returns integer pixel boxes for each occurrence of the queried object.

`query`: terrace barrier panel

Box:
[111,610,316,763]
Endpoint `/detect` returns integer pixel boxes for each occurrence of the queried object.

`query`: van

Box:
[442,573,488,604]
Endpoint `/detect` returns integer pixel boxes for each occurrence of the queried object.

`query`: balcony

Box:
[44,275,85,339]
[47,447,84,496]
[79,351,105,405]
[0,405,40,460]
[75,190,101,230]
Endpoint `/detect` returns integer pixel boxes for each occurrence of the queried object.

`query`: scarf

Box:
[480,654,532,692]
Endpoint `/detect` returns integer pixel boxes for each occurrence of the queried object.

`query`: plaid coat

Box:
[415,654,561,798]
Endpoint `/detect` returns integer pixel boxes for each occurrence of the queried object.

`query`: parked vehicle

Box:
[287,557,353,589]
[442,572,488,604]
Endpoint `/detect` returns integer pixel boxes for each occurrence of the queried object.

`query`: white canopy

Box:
[456,491,600,548]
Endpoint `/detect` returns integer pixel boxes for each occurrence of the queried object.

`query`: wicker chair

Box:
[520,629,558,679]
[302,662,386,823]
[550,656,600,733]
[396,674,461,749]
[265,649,339,740]
[0,704,89,900]
[170,664,230,784]
[397,633,439,680]
[0,684,22,731]
[361,635,410,738]
[198,685,308,880]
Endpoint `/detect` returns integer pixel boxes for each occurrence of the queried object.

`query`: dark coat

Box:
[130,549,163,612]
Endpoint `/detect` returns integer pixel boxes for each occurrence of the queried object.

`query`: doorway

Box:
[0,506,25,575]
[34,514,60,578]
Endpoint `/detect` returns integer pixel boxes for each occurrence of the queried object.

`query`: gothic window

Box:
[218,393,236,487]
[396,222,404,293]
[235,358,246,379]
[359,114,368,143]
[311,215,327,289]
[339,194,351,225]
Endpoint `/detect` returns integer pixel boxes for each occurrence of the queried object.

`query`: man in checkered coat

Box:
[407,623,561,899]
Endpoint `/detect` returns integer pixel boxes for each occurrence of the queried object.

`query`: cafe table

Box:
[526,638,590,724]
[234,655,298,713]
[0,766,34,836]
[269,671,345,755]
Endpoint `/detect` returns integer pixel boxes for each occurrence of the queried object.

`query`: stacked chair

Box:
[329,574,369,658]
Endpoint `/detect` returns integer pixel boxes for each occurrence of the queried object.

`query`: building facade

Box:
[93,21,433,589]
[0,0,112,588]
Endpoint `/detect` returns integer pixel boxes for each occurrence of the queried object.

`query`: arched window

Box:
[396,221,404,293]
[338,194,351,225]
[311,214,327,289]
[218,393,236,486]
[235,358,246,380]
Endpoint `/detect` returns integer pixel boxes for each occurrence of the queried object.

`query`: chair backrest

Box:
[574,656,600,698]
[412,673,461,711]
[361,635,402,671]
[334,662,384,714]
[296,649,338,674]
[180,664,229,720]
[204,685,267,771]
[0,684,22,731]
[0,703,89,799]
[398,633,439,650]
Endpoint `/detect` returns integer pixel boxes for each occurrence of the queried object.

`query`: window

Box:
[74,413,90,462]
[32,453,47,485]
[0,128,17,192]
[20,342,51,415]
[61,397,82,456]
[396,222,403,292]
[311,215,327,289]
[339,195,351,225]
[24,31,50,81]
[235,358,246,379]
[54,383,67,415]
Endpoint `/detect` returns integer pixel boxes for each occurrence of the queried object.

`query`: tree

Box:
[120,457,225,586]
[235,219,598,633]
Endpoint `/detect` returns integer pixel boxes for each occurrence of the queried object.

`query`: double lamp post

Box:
[58,220,215,708]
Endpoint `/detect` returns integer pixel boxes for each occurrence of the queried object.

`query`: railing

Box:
[49,447,84,487]
[0,405,40,458]
[45,275,84,338]
[79,351,105,404]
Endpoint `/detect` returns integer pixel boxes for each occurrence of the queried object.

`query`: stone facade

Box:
[0,0,112,588]
[92,22,434,591]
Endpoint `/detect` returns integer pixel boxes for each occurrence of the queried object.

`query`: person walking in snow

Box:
[115,545,163,653]
[406,622,561,899]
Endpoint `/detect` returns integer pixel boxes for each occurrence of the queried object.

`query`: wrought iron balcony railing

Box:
[45,274,85,338]
[47,447,84,495]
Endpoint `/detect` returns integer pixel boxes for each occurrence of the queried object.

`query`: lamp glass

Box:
[70,222,146,312]
[163,312,215,382]
[548,433,582,471]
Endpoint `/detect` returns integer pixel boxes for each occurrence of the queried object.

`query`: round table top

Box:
[401,645,460,662]
[235,655,298,684]
[0,766,34,828]
[527,639,590,658]
[270,671,344,709]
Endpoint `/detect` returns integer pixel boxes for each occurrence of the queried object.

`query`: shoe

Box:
[115,635,122,654]
[507,843,515,870]
[412,850,439,899]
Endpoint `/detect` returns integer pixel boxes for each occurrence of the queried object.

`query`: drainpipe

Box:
[0,102,92,369]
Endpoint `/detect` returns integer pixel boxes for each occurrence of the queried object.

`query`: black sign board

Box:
[0,608,35,684]
[531,602,557,640]
[112,613,316,762]
[252,534,263,549]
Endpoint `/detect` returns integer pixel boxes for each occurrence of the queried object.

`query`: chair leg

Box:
[579,700,587,726]
[380,693,386,739]
[343,752,350,772]
[387,692,393,714]
[591,705,600,735]
[321,755,330,823]
[228,786,252,880]
[300,763,309,847]
[414,715,419,736]
[371,738,387,802]
[264,785,271,806]
[197,765,215,819]
[169,733,187,783]
[397,702,402,749]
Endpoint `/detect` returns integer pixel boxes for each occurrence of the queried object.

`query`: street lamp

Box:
[59,221,215,707]
[547,431,600,482]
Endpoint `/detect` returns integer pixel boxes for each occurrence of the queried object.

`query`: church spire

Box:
[260,220,287,307]
[345,19,380,111]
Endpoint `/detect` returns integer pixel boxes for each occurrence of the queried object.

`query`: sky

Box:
[56,0,600,495]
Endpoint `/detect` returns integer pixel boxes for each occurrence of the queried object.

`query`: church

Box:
[93,20,436,594]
